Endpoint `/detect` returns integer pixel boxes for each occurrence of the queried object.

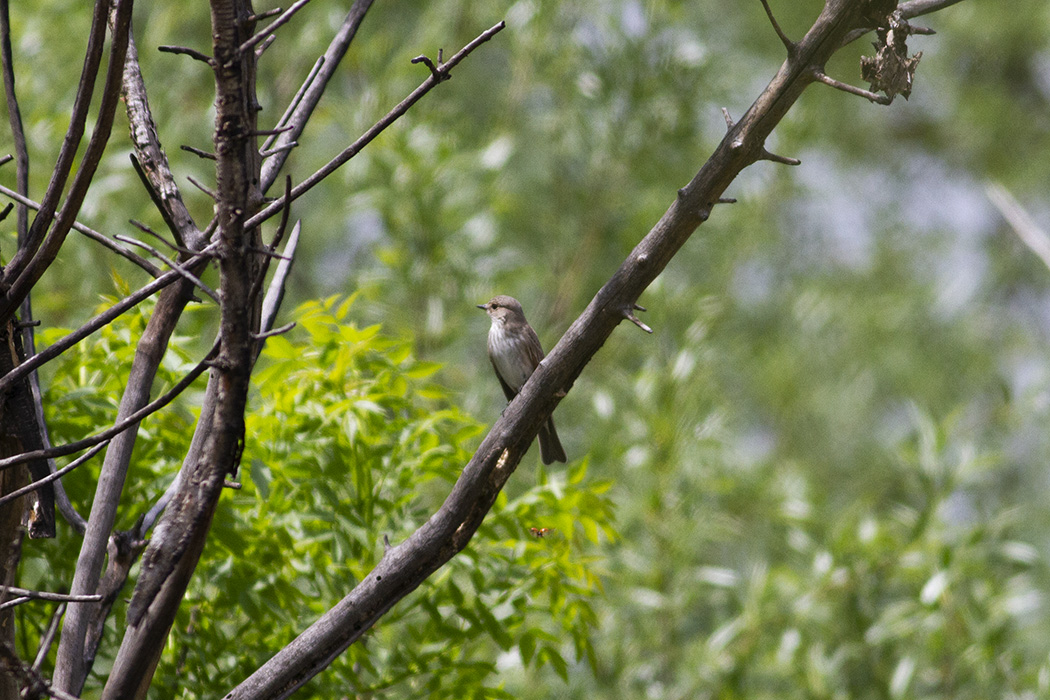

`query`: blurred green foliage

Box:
[3,0,1050,698]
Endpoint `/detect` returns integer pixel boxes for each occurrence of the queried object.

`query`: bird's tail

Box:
[538,417,567,465]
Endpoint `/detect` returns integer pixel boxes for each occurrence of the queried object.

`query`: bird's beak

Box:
[476,304,487,310]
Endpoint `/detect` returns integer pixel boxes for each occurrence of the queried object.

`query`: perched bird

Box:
[477,295,567,465]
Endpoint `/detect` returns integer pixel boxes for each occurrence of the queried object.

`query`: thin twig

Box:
[759,148,801,166]
[32,602,66,671]
[0,244,218,397]
[987,182,1050,271]
[130,219,195,256]
[721,107,735,130]
[758,0,796,53]
[247,21,506,230]
[181,144,216,161]
[252,322,295,340]
[238,0,313,54]
[259,221,300,342]
[0,586,102,604]
[255,34,278,58]
[0,340,219,471]
[260,56,324,153]
[259,141,298,158]
[0,183,162,277]
[622,304,652,334]
[811,69,892,104]
[187,175,217,200]
[114,234,220,304]
[158,44,213,65]
[248,177,294,313]
[0,443,107,509]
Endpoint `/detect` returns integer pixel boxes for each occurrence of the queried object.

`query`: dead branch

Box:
[0,184,162,277]
[0,340,217,472]
[0,443,107,509]
[248,20,506,229]
[259,0,375,193]
[0,586,101,605]
[0,245,217,398]
[0,0,135,327]
[238,0,313,55]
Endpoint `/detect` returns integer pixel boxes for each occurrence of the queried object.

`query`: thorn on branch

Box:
[158,45,214,66]
[0,153,12,167]
[238,0,314,55]
[411,54,447,82]
[180,145,216,161]
[251,321,295,340]
[255,34,278,58]
[0,202,12,224]
[383,534,392,555]
[246,7,283,23]
[249,245,293,261]
[251,125,294,137]
[759,148,801,166]
[14,319,40,330]
[260,141,298,158]
[223,480,242,490]
[718,197,737,204]
[622,303,653,334]
[721,107,734,130]
[758,0,798,54]
[187,175,217,200]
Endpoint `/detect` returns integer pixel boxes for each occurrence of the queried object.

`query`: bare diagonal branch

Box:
[0,340,217,472]
[0,0,135,327]
[259,0,375,193]
[250,20,506,229]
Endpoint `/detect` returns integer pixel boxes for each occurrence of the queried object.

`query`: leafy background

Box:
[4,0,1050,698]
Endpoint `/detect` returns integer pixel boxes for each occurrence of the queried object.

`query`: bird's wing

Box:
[490,355,518,401]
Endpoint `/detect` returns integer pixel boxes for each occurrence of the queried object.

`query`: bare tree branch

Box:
[249,20,506,229]
[0,586,101,605]
[0,0,135,326]
[0,184,162,277]
[237,0,313,55]
[259,0,375,193]
[114,235,221,304]
[0,246,216,399]
[101,1,267,694]
[1,0,113,280]
[32,602,65,672]
[1,189,160,275]
[0,0,28,243]
[158,44,213,66]
[0,443,107,509]
[0,341,217,472]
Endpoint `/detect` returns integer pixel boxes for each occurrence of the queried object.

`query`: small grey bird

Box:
[477,295,567,464]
